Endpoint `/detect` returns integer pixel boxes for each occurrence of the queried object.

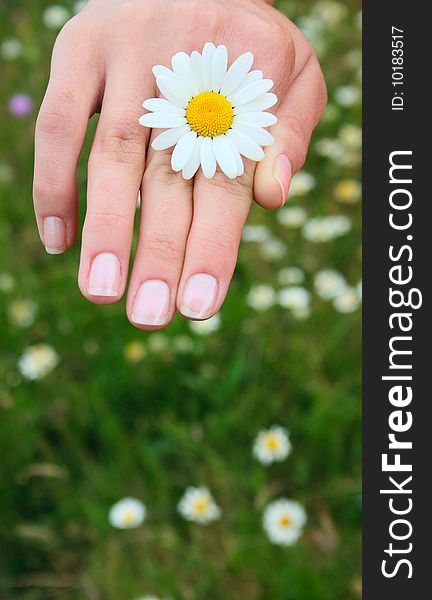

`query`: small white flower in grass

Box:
[140,43,277,180]
[314,138,345,161]
[311,0,348,27]
[0,272,15,292]
[278,267,304,286]
[247,284,276,312]
[335,85,361,107]
[333,287,361,313]
[1,38,22,60]
[288,171,316,197]
[277,206,307,228]
[109,498,146,529]
[189,313,221,335]
[279,287,310,311]
[303,216,351,243]
[18,344,59,381]
[338,124,362,149]
[42,5,70,29]
[178,487,221,524]
[263,499,307,546]
[8,299,38,327]
[253,426,291,465]
[314,270,347,300]
[334,179,361,204]
[356,279,362,300]
[259,238,287,261]
[242,224,271,242]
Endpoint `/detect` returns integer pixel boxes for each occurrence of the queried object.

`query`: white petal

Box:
[171,130,198,172]
[190,50,207,93]
[220,52,254,97]
[202,42,216,89]
[232,123,275,146]
[182,136,203,180]
[211,45,228,92]
[212,135,238,179]
[229,79,274,106]
[151,124,191,151]
[152,65,173,79]
[225,135,244,176]
[234,111,277,127]
[157,75,190,107]
[200,137,217,179]
[172,52,199,97]
[226,129,265,161]
[139,113,187,128]
[233,93,278,114]
[142,98,185,115]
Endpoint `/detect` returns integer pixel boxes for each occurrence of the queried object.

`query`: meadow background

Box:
[0,1,362,598]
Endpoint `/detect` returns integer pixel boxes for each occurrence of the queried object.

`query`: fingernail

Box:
[87,252,121,297]
[181,274,218,319]
[43,216,66,254]
[131,280,170,326]
[274,154,292,207]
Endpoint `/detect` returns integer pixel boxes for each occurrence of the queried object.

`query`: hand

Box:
[33,0,327,329]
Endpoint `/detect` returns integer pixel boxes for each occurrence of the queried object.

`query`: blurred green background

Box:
[0,1,361,599]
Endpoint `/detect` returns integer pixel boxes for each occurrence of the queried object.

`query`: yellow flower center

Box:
[279,516,293,529]
[186,92,233,137]
[194,498,209,513]
[264,434,280,451]
[121,510,137,526]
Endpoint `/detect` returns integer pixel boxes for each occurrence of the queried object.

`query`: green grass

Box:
[0,1,361,598]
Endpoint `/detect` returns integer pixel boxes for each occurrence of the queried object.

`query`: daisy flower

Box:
[18,344,59,381]
[253,425,291,465]
[108,498,146,529]
[177,487,221,524]
[139,43,277,180]
[263,499,307,546]
[247,284,276,312]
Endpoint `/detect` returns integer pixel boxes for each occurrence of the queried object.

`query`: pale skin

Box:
[33,0,327,329]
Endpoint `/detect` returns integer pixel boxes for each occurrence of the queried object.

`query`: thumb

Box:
[254,55,327,210]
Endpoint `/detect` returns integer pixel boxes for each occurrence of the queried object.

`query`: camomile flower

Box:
[8,299,38,327]
[278,287,311,320]
[140,43,277,180]
[314,269,347,300]
[277,206,307,228]
[178,487,221,524]
[189,313,221,335]
[18,344,59,381]
[334,179,361,204]
[263,499,307,546]
[288,171,316,197]
[108,498,146,529]
[247,284,276,312]
[303,215,351,243]
[333,287,361,313]
[42,5,70,30]
[278,267,304,286]
[253,425,291,465]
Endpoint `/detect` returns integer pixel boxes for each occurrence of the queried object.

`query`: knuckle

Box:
[207,170,253,201]
[144,153,193,189]
[33,173,65,202]
[93,121,145,165]
[36,92,76,138]
[86,208,131,236]
[142,234,182,266]
[196,228,238,257]
[173,1,229,40]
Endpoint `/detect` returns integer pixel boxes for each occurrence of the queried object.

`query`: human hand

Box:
[33,0,326,329]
